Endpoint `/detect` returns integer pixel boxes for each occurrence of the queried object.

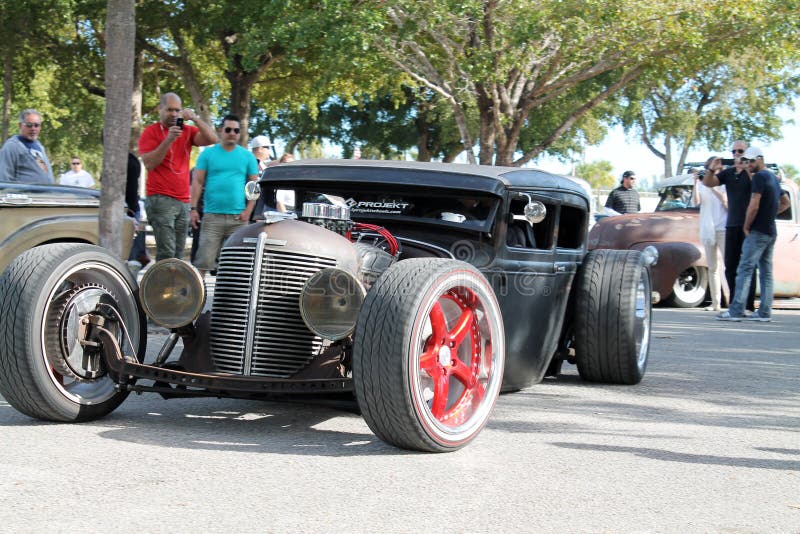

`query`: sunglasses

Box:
[224,127,240,134]
[732,149,745,154]
[71,162,81,165]
[23,122,42,128]
[741,158,757,163]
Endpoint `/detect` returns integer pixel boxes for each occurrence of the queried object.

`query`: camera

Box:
[696,168,706,178]
[176,118,184,129]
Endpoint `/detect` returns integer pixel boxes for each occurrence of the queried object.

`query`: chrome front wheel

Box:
[0,244,146,422]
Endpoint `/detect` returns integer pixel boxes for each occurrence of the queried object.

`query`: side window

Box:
[777,189,793,221]
[557,204,586,249]
[506,194,554,250]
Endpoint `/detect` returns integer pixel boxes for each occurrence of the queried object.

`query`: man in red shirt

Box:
[139,93,217,261]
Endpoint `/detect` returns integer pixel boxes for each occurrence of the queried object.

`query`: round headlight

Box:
[641,245,659,266]
[139,259,205,328]
[299,268,365,340]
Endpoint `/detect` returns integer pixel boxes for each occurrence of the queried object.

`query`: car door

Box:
[495,190,584,388]
[774,182,800,297]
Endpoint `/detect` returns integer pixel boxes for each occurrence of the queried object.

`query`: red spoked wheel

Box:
[354,259,504,452]
[416,288,491,426]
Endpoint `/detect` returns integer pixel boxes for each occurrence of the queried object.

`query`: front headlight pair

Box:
[139,261,364,341]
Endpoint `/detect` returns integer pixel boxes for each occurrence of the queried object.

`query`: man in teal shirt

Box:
[190,114,258,274]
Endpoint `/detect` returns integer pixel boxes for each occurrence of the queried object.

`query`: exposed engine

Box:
[301,197,354,236]
[299,197,398,290]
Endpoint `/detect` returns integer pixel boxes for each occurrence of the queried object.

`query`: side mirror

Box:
[245,181,261,201]
[521,193,546,224]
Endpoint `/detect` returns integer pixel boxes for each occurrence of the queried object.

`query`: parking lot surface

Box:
[1,307,798,532]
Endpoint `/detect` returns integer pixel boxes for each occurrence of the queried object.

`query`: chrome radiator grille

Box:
[209,240,337,377]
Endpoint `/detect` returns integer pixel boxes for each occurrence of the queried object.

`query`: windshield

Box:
[655,185,696,211]
[261,185,500,232]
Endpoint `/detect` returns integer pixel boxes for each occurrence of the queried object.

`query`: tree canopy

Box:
[1,0,799,177]
[358,0,800,166]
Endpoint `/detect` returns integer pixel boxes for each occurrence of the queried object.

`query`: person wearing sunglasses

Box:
[716,146,790,322]
[603,170,641,215]
[0,108,54,184]
[189,114,259,276]
[702,140,757,312]
[139,92,218,262]
[58,157,94,188]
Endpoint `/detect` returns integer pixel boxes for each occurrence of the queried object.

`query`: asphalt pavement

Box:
[1,307,798,532]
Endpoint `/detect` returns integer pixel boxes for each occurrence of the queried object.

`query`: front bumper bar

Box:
[92,319,353,396]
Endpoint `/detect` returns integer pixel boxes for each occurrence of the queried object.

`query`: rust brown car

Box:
[588,173,800,307]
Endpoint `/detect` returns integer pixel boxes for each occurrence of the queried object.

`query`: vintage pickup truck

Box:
[0,181,134,274]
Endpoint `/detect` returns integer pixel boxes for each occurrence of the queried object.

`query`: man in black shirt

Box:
[717,146,790,321]
[125,152,151,268]
[604,170,641,215]
[703,140,756,311]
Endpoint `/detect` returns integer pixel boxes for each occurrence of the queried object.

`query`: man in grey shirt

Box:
[0,109,54,184]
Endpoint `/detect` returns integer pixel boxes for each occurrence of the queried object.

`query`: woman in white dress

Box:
[692,163,729,311]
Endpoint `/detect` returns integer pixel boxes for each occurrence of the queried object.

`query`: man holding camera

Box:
[715,147,790,321]
[139,93,217,261]
[702,139,756,311]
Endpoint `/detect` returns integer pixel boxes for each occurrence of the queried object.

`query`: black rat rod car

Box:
[0,160,655,452]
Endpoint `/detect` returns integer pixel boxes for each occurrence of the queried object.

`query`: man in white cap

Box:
[716,146,789,322]
[250,135,273,174]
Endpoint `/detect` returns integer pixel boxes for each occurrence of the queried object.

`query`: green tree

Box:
[267,88,466,161]
[361,0,800,166]
[136,0,373,147]
[781,163,799,184]
[0,0,76,142]
[575,160,615,190]
[621,52,800,176]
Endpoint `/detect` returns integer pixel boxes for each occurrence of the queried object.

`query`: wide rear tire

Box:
[353,259,504,452]
[574,249,651,384]
[0,244,146,422]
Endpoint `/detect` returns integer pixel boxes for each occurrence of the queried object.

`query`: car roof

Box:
[655,174,695,189]
[261,159,589,199]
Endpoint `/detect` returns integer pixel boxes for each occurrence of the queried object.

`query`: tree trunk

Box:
[177,59,213,125]
[130,48,143,153]
[2,54,10,142]
[415,116,432,162]
[99,0,135,258]
[227,70,256,145]
[663,135,672,178]
[476,83,497,166]
[676,141,692,175]
[450,100,476,165]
